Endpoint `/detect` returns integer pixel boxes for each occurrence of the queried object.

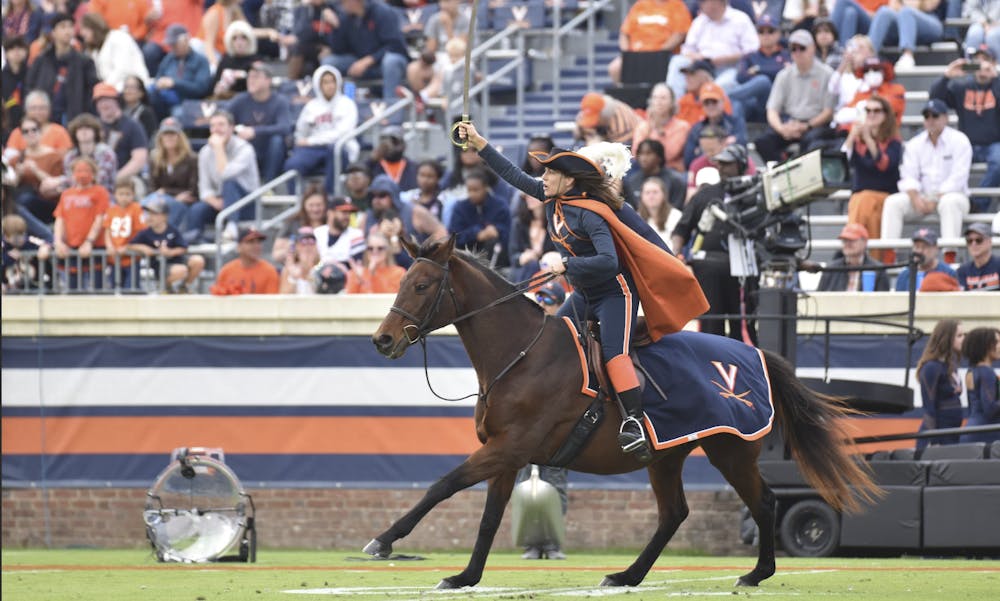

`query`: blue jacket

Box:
[449,190,511,264]
[155,51,212,100]
[329,0,408,61]
[736,47,791,84]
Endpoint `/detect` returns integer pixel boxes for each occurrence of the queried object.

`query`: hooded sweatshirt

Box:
[367,174,416,269]
[294,65,359,158]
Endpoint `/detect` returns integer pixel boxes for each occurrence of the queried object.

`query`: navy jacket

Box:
[329,1,408,61]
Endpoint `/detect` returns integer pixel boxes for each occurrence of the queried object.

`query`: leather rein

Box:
[389,257,556,403]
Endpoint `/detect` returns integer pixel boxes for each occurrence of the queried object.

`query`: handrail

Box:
[7,249,168,295]
[550,0,615,119]
[214,169,302,270]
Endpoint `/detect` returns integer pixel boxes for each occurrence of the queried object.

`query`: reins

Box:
[389,257,557,403]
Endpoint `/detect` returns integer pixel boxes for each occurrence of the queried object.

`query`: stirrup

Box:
[617,416,647,454]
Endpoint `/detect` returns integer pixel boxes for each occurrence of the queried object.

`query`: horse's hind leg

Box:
[601,450,689,587]
[435,469,517,589]
[702,437,776,587]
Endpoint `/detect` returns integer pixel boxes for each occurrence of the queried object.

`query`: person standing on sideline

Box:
[915,319,966,452]
[959,326,1000,444]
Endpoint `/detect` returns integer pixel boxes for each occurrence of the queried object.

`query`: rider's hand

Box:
[456,122,487,152]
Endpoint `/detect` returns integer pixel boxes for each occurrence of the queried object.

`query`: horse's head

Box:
[372,236,459,358]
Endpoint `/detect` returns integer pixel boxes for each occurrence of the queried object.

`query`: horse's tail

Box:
[763,349,882,513]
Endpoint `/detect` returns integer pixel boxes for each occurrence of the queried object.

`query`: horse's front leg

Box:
[363,440,515,564]
[435,468,517,589]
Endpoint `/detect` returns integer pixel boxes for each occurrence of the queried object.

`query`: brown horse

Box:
[368,237,878,590]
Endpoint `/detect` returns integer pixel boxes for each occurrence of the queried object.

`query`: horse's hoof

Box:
[435,577,461,590]
[600,574,626,587]
[735,576,759,587]
[362,538,391,558]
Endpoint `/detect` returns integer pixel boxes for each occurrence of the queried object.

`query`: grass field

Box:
[3,549,998,601]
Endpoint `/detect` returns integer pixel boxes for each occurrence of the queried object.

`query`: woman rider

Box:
[458,122,708,458]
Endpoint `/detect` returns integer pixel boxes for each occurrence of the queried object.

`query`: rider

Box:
[458,122,708,457]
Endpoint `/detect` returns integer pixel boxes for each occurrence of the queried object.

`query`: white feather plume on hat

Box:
[577,142,633,183]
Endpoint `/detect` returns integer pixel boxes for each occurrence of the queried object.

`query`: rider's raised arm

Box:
[478,144,546,201]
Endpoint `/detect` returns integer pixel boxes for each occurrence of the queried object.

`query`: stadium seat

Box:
[921,443,988,461]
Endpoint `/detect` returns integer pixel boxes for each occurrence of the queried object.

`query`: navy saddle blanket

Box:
[634,331,775,450]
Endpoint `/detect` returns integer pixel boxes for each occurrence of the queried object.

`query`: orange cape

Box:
[563,199,709,341]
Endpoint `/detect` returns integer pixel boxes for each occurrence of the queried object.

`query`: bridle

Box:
[388,256,555,402]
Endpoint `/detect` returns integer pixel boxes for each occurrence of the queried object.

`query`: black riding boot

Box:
[617,388,650,458]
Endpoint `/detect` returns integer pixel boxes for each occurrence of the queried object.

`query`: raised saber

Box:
[450,0,479,149]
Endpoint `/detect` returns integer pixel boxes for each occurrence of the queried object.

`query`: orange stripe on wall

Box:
[1,416,481,455]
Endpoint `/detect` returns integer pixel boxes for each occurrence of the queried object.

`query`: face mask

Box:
[863,71,884,89]
[73,163,95,186]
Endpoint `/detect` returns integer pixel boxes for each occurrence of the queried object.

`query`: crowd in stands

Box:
[1,0,998,298]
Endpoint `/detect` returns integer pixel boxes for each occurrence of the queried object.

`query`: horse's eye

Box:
[415,283,429,293]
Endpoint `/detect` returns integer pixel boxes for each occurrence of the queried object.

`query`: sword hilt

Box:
[449,114,471,150]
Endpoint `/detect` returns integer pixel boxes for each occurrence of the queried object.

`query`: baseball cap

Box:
[699,82,725,103]
[248,60,272,76]
[788,29,815,48]
[143,197,168,214]
[966,43,996,61]
[911,227,939,246]
[922,99,948,117]
[699,123,726,139]
[694,166,720,187]
[535,281,566,305]
[327,196,358,212]
[165,24,189,47]
[238,227,266,243]
[756,14,777,31]
[157,117,183,135]
[681,59,715,77]
[92,82,119,101]
[963,223,991,238]
[838,223,869,240]
[713,144,747,165]
[578,92,605,129]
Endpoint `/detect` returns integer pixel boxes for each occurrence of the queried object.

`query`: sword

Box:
[449,0,479,149]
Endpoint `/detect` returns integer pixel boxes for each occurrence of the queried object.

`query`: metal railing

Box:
[213,169,302,270]
[3,249,169,295]
[549,0,615,119]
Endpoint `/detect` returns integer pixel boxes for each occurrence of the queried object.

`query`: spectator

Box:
[229,61,292,184]
[674,60,734,126]
[198,0,250,70]
[142,0,203,77]
[345,231,406,293]
[441,141,516,221]
[521,135,555,179]
[366,173,447,252]
[754,29,836,163]
[834,58,906,132]
[686,123,757,197]
[2,213,51,292]
[638,176,682,245]
[412,37,472,120]
[575,92,642,146]
[830,0,889,42]
[88,0,154,43]
[400,159,446,223]
[3,0,44,45]
[930,44,1000,213]
[957,222,999,290]
[422,0,468,55]
[842,94,903,253]
[284,64,359,192]
[915,318,965,451]
[813,17,844,69]
[128,196,205,294]
[508,191,556,282]
[817,223,891,291]
[727,15,792,124]
[314,196,366,266]
[52,157,109,289]
[963,0,1000,61]
[212,226,279,294]
[212,20,260,100]
[79,11,149,90]
[145,117,199,237]
[407,0,469,96]
[149,25,213,120]
[959,325,1000,443]
[632,83,691,172]
[25,13,99,124]
[103,174,146,288]
[894,227,959,291]
[449,168,511,267]
[92,83,149,186]
[10,114,64,242]
[868,0,947,69]
[61,113,118,194]
[683,82,748,167]
[121,74,158,140]
[607,0,691,84]
[287,0,337,81]
[829,34,877,111]
[322,0,409,124]
[279,226,322,294]
[272,186,329,263]
[4,90,72,164]
[255,0,297,60]
[343,161,374,213]
[665,0,759,99]
[370,126,418,192]
[881,99,971,263]
[191,110,261,242]
[624,139,686,210]
[2,36,30,131]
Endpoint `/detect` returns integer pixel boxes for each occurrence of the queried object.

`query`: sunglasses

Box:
[966,237,985,245]
[369,245,387,251]
[297,237,317,245]
[702,98,720,105]
[535,294,558,306]
[758,28,777,34]
[790,45,808,53]
[923,112,942,119]
[21,126,39,134]
[865,107,884,114]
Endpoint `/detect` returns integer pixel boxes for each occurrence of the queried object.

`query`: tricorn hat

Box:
[527,148,603,177]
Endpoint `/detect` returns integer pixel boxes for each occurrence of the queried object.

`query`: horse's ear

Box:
[400,235,420,258]
[430,235,457,263]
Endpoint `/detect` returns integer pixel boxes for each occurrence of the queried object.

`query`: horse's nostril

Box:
[372,334,393,352]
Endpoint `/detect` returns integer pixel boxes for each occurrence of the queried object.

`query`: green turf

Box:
[2,549,997,601]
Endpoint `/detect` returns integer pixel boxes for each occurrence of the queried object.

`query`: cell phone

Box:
[962,61,981,72]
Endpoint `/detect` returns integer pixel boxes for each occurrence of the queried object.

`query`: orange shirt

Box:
[198,3,234,56]
[632,116,692,172]
[621,0,692,51]
[89,0,152,40]
[858,0,890,13]
[54,185,110,248]
[675,92,733,126]
[215,258,280,294]
[845,82,907,128]
[105,202,146,266]
[148,0,203,49]
[5,124,73,163]
[346,264,407,294]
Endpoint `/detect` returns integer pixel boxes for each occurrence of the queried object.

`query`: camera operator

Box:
[671,144,757,343]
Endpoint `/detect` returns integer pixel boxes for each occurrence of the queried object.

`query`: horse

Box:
[368,236,879,590]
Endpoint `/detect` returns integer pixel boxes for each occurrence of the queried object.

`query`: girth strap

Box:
[546,393,606,468]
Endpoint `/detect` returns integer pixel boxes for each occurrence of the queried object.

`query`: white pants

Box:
[880,191,970,244]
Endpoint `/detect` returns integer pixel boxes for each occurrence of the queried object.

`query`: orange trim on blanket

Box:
[561,317,598,398]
